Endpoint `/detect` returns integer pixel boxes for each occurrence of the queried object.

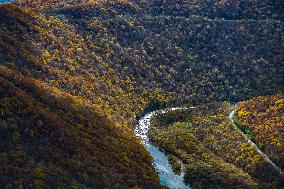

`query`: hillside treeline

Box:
[0,0,283,187]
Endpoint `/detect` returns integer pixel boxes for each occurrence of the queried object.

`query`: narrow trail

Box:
[228,109,283,173]
[135,106,282,189]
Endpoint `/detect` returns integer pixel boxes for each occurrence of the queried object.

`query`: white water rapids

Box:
[0,0,15,3]
[135,107,282,189]
[134,108,191,189]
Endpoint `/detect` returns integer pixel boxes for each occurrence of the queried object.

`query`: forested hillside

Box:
[39,0,284,104]
[0,4,163,188]
[138,0,284,20]
[149,99,283,188]
[235,95,284,170]
[9,0,284,106]
[0,0,283,188]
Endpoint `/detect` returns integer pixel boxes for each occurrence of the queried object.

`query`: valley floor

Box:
[148,95,284,189]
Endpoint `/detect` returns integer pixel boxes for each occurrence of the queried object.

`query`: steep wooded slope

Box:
[0,4,163,188]
[138,0,284,20]
[0,0,283,188]
[53,2,283,105]
[0,65,163,188]
[149,100,284,188]
[235,95,284,170]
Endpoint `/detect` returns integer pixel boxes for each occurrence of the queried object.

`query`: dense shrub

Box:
[0,65,164,188]
[149,102,283,188]
[236,95,284,170]
[0,0,283,187]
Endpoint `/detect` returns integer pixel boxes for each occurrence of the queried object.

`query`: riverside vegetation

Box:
[149,96,284,188]
[235,95,284,171]
[0,0,283,188]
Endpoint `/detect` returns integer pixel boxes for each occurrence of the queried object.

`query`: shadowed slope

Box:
[0,4,163,188]
[0,65,163,188]
[0,1,283,188]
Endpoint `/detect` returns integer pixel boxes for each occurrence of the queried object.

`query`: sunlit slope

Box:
[236,95,284,170]
[0,4,163,188]
[149,102,284,188]
[0,4,153,126]
[0,0,283,188]
[0,65,164,188]
[9,1,283,106]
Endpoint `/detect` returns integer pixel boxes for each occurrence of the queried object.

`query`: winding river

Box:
[0,0,15,3]
[134,108,191,189]
[135,107,282,189]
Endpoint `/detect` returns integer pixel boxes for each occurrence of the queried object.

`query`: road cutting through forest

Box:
[135,106,282,189]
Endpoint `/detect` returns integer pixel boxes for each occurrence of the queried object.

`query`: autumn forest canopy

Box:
[0,0,283,188]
